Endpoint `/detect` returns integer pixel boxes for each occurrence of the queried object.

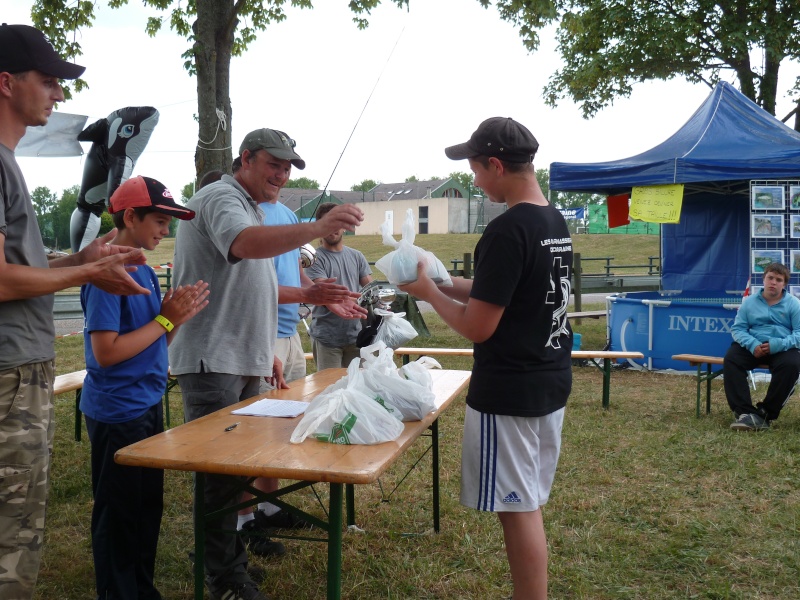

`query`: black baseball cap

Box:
[109,176,195,220]
[0,24,85,79]
[445,117,539,163]
[239,128,306,170]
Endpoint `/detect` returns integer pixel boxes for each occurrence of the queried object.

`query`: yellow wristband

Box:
[154,314,174,332]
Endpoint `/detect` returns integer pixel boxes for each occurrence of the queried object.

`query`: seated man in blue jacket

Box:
[724,262,800,430]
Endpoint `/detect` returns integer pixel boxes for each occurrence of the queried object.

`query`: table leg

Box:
[194,473,205,600]
[74,389,82,442]
[602,358,611,409]
[345,484,355,527]
[431,418,440,533]
[705,364,713,415]
[327,483,343,600]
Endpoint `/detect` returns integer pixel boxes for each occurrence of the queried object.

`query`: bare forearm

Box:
[230,222,325,260]
[278,285,306,304]
[92,321,167,367]
[440,277,473,303]
[0,262,93,301]
[425,290,480,342]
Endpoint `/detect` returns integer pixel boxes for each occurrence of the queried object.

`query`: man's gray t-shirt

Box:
[305,246,371,347]
[0,144,55,371]
[168,175,278,377]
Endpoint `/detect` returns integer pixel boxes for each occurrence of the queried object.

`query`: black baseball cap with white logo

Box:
[445,117,539,163]
[0,23,85,79]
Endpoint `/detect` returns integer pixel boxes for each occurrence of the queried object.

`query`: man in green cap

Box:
[169,128,363,600]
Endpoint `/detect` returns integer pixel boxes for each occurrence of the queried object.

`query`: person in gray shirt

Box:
[0,24,152,599]
[305,202,373,371]
[169,128,363,600]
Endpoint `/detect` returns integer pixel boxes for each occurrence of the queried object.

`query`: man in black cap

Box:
[400,117,574,600]
[0,23,154,599]
[169,128,363,600]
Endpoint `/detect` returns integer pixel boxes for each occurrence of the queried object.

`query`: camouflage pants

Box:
[0,361,55,600]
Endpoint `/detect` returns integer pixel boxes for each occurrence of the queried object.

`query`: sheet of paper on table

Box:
[232,399,308,418]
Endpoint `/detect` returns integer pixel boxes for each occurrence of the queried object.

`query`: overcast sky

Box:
[8,1,800,199]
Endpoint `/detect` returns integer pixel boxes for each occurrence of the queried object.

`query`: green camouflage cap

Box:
[239,128,305,170]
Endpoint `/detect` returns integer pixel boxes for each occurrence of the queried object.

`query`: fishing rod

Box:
[309,22,407,218]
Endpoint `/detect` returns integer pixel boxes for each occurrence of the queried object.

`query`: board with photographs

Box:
[749,180,800,291]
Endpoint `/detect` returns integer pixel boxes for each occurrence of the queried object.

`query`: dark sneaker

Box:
[239,519,287,557]
[252,508,312,531]
[207,579,271,600]
[730,412,770,431]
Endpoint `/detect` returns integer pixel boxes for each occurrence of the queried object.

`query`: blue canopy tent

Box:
[550,81,800,291]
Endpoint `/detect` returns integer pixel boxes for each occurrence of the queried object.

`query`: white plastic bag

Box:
[359,342,438,421]
[290,359,404,444]
[398,356,442,389]
[373,309,418,348]
[375,209,452,286]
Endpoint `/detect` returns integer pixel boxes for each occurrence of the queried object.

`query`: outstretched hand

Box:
[317,204,364,235]
[160,280,210,327]
[397,262,437,301]
[88,251,152,296]
[79,229,147,264]
[327,298,368,320]
[304,278,361,305]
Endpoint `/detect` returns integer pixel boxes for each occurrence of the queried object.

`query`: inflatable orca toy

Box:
[69,106,159,251]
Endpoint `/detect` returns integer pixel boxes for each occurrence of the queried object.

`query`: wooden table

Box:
[115,368,471,600]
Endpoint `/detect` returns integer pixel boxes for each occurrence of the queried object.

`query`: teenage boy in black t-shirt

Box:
[400,117,573,600]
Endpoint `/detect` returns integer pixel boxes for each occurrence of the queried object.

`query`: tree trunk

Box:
[193,0,236,185]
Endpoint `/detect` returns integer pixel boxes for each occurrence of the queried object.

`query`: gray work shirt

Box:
[0,144,55,371]
[305,245,371,347]
[168,175,277,377]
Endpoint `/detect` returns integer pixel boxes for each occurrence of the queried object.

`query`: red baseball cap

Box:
[109,176,195,220]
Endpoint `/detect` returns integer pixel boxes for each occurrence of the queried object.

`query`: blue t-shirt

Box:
[260,201,301,338]
[80,265,167,423]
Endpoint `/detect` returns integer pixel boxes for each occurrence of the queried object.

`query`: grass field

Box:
[38,233,800,599]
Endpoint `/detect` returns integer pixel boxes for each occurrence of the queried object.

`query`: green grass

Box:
[46,233,800,598]
[42,305,800,599]
[138,233,660,282]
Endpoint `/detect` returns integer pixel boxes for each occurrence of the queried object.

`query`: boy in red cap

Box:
[80,176,209,600]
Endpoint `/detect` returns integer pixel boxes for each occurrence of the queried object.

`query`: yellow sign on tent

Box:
[630,184,684,223]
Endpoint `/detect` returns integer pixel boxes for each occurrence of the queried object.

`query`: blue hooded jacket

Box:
[731,290,800,354]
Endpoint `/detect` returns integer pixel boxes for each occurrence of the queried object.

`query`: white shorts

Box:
[460,405,565,512]
[259,332,307,393]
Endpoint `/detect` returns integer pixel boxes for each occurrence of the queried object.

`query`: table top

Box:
[115,368,471,485]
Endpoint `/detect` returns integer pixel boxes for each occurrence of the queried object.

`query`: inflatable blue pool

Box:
[607,291,743,371]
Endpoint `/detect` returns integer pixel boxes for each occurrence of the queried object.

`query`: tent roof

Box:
[549,82,800,194]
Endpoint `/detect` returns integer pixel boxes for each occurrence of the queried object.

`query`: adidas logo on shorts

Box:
[502,491,522,503]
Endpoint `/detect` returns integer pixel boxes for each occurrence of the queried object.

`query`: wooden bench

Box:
[671,353,769,418]
[392,347,644,409]
[54,369,179,441]
[53,370,87,442]
[567,310,606,320]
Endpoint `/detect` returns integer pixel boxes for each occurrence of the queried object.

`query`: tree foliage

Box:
[286,177,320,189]
[500,0,800,127]
[31,0,409,183]
[351,179,379,192]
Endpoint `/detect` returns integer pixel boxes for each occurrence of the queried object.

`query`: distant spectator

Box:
[724,262,800,431]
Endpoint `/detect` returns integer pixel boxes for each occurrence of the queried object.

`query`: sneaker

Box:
[239,520,287,557]
[207,579,271,600]
[252,508,312,531]
[730,412,770,431]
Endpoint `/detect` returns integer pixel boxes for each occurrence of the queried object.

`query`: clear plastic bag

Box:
[375,209,453,286]
[359,342,438,421]
[290,359,404,444]
[373,309,418,348]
